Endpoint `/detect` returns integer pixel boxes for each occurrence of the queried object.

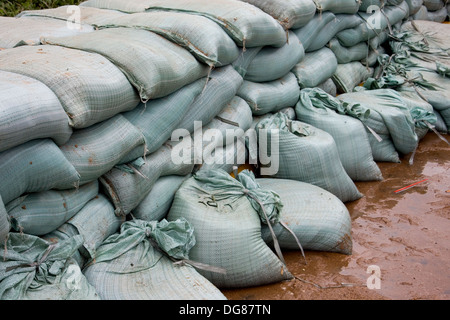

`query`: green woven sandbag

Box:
[167,169,293,288]
[132,174,191,222]
[82,218,227,300]
[308,13,364,52]
[338,89,419,161]
[43,28,209,103]
[423,0,445,11]
[255,113,362,203]
[332,61,374,94]
[0,195,9,246]
[123,78,205,155]
[6,181,98,236]
[291,11,336,52]
[44,194,125,261]
[258,178,353,255]
[98,11,239,67]
[176,65,244,134]
[80,0,288,48]
[237,72,300,116]
[59,114,146,186]
[426,5,447,22]
[0,234,100,300]
[292,47,338,89]
[0,45,140,129]
[0,16,93,48]
[100,140,195,216]
[328,38,369,64]
[238,0,316,29]
[296,88,383,182]
[0,139,80,205]
[359,0,382,11]
[17,5,127,25]
[313,0,362,14]
[316,78,338,96]
[336,2,410,46]
[405,0,424,15]
[244,31,305,82]
[0,70,72,153]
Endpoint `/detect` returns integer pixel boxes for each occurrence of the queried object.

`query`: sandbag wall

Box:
[0,0,449,299]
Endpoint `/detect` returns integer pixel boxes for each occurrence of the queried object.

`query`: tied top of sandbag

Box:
[85,218,196,265]
[0,234,84,300]
[255,112,311,138]
[192,169,283,225]
[300,87,371,121]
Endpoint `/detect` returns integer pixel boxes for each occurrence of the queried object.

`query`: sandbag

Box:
[43,28,210,102]
[132,175,191,222]
[17,5,128,26]
[98,11,239,67]
[308,14,364,52]
[426,5,448,22]
[123,78,205,155]
[6,181,98,236]
[0,195,9,246]
[412,5,429,19]
[296,88,383,182]
[338,89,419,161]
[0,139,81,205]
[0,234,99,300]
[0,16,93,48]
[0,45,140,129]
[80,0,288,48]
[60,114,146,186]
[405,0,425,15]
[292,11,336,52]
[0,70,72,153]
[44,194,125,261]
[332,61,374,93]
[328,38,369,64]
[100,140,195,216]
[258,178,353,254]
[255,113,362,203]
[360,0,382,12]
[176,65,244,134]
[237,72,300,116]
[244,31,305,82]
[423,0,445,11]
[313,0,362,14]
[238,0,316,29]
[167,169,293,288]
[82,218,227,300]
[292,47,338,89]
[316,78,338,96]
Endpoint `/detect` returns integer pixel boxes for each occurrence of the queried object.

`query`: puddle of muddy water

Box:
[223,132,450,300]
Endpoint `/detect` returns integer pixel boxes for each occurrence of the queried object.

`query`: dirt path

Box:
[223,132,450,300]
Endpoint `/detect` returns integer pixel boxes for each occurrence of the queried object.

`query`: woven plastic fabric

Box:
[313,0,362,14]
[255,113,362,203]
[0,139,80,205]
[0,45,140,129]
[292,11,336,52]
[328,38,369,64]
[60,114,145,186]
[332,61,374,94]
[0,16,93,48]
[18,5,128,25]
[338,89,419,161]
[132,175,191,222]
[0,195,9,246]
[100,140,195,216]
[258,178,353,255]
[82,218,227,300]
[237,72,300,116]
[292,47,338,89]
[80,0,288,48]
[296,88,382,182]
[43,28,210,102]
[167,169,292,288]
[0,234,100,300]
[6,181,98,236]
[238,0,316,29]
[98,11,239,67]
[244,31,305,82]
[0,70,72,153]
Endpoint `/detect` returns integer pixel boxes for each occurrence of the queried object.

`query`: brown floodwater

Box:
[223,132,450,300]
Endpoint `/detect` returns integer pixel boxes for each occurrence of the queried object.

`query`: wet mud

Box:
[223,132,450,300]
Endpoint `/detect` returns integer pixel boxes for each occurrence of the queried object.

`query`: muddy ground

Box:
[222,132,450,300]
